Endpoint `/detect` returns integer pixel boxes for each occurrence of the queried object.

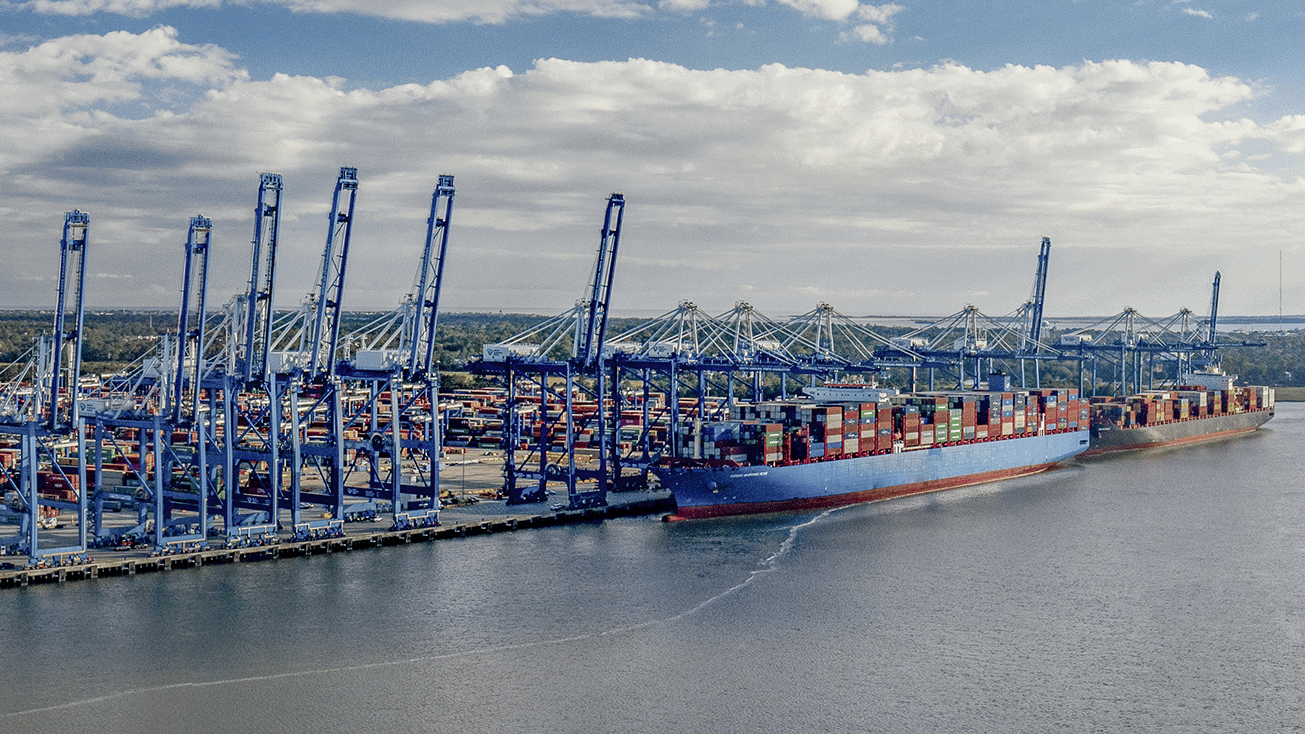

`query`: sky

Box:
[2,1,1304,323]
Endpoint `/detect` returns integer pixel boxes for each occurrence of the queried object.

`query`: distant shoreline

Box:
[1270,387,1305,402]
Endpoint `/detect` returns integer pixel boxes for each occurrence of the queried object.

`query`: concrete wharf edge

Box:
[0,497,674,590]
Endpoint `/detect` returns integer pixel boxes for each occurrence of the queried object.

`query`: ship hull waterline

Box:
[1084,409,1273,457]
[655,430,1090,521]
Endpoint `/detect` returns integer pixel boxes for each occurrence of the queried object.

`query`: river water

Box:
[4,405,1305,733]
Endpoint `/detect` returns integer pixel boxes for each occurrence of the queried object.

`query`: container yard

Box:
[0,174,1276,581]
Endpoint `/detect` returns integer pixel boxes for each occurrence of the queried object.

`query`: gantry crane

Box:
[1201,271,1222,367]
[1025,237,1051,356]
[205,173,290,543]
[332,174,457,529]
[256,167,360,533]
[0,211,92,561]
[405,174,456,381]
[477,193,625,508]
[77,215,221,551]
[303,167,358,379]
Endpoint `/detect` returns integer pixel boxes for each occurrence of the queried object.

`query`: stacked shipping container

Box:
[1088,385,1275,430]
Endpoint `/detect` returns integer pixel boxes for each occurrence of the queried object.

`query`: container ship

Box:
[652,384,1091,521]
[1085,368,1274,456]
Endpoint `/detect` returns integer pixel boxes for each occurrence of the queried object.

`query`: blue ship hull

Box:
[652,429,1090,520]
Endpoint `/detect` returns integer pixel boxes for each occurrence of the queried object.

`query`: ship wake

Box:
[3,510,837,718]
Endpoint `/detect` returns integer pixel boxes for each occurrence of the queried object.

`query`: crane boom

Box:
[48,209,89,431]
[1025,236,1051,354]
[172,215,212,424]
[405,174,455,379]
[306,166,359,378]
[576,193,625,372]
[240,173,283,385]
[1208,271,1221,346]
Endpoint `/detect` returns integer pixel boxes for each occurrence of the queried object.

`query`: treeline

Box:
[0,311,169,371]
[2,310,1303,388]
[1217,334,1305,387]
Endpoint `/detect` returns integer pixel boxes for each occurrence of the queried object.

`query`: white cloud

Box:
[3,29,1302,317]
[660,0,711,11]
[21,0,656,22]
[854,1,899,23]
[838,3,901,43]
[1182,7,1213,18]
[772,0,859,21]
[845,23,887,43]
[1263,115,1305,153]
[0,26,243,166]
[19,0,220,17]
[21,0,899,29]
[283,0,654,21]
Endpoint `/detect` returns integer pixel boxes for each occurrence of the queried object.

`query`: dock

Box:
[0,492,673,589]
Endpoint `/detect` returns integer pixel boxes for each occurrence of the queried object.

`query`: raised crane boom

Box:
[48,209,89,431]
[1025,236,1051,355]
[404,174,455,379]
[172,215,212,424]
[305,166,359,379]
[1208,271,1221,347]
[239,173,283,385]
[576,193,625,372]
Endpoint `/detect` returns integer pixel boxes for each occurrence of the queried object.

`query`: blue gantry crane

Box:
[1025,237,1051,356]
[1201,271,1222,367]
[257,167,361,534]
[0,211,92,561]
[577,194,625,372]
[304,166,359,379]
[77,214,221,552]
[333,174,458,528]
[476,193,625,508]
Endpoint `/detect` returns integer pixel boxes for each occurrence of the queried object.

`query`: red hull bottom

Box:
[665,460,1064,521]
